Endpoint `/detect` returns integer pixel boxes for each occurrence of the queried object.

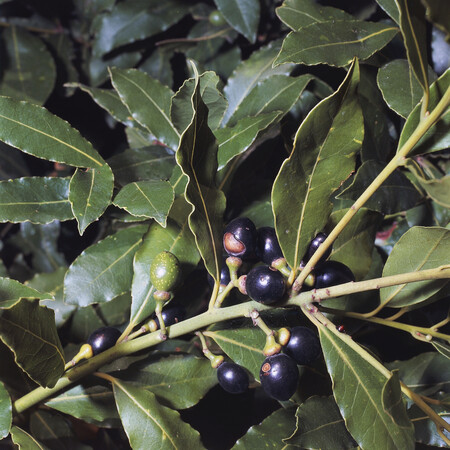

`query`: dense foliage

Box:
[0,0,449,449]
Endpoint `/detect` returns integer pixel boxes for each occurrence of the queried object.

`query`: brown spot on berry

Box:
[261,362,271,373]
[223,232,245,254]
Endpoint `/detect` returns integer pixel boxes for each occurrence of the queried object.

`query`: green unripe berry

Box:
[150,251,181,292]
[208,10,226,27]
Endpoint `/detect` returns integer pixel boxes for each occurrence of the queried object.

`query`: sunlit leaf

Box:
[272,59,362,273]
[0,277,53,309]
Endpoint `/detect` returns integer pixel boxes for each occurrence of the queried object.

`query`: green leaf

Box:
[228,74,314,127]
[432,340,450,359]
[286,396,357,449]
[10,425,49,450]
[64,225,147,306]
[0,277,53,309]
[92,0,190,56]
[171,71,228,132]
[67,306,104,343]
[395,0,429,93]
[221,41,294,126]
[204,328,265,379]
[377,60,435,118]
[319,327,415,450]
[327,208,382,280]
[376,0,400,23]
[0,26,56,105]
[116,354,217,409]
[140,47,174,88]
[109,67,180,150]
[113,180,174,226]
[422,0,449,35]
[274,20,398,67]
[46,384,119,426]
[0,380,12,439]
[338,161,421,214]
[382,372,413,429]
[0,97,105,168]
[112,379,203,449]
[130,215,199,329]
[175,73,225,281]
[381,227,449,308]
[234,407,297,449]
[213,0,260,43]
[216,112,281,170]
[398,69,450,156]
[0,298,64,388]
[108,146,176,186]
[0,177,73,224]
[69,164,114,234]
[276,0,353,31]
[272,59,362,273]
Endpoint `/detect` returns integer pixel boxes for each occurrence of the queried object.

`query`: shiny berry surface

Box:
[217,362,249,394]
[223,217,257,260]
[284,326,321,365]
[150,251,181,292]
[314,260,355,289]
[303,232,332,264]
[87,327,121,355]
[256,227,283,265]
[154,305,186,328]
[208,10,226,26]
[259,353,299,401]
[246,265,285,304]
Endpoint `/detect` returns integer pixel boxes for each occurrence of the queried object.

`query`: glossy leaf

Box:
[213,0,260,43]
[0,97,105,168]
[0,277,53,308]
[319,327,415,449]
[381,227,449,308]
[395,0,429,93]
[338,160,421,214]
[113,180,174,226]
[112,379,203,449]
[175,74,225,281]
[398,69,450,156]
[64,225,147,306]
[432,341,450,360]
[276,0,352,31]
[69,164,114,234]
[376,0,400,23]
[0,298,64,388]
[0,26,55,105]
[377,60,432,118]
[140,47,174,88]
[0,380,12,439]
[234,407,297,449]
[130,216,199,329]
[0,177,73,224]
[92,0,189,56]
[221,41,294,126]
[10,426,49,450]
[287,396,357,449]
[110,67,180,150]
[116,354,217,409]
[228,74,314,127]
[272,60,362,273]
[46,384,119,426]
[67,305,104,343]
[171,71,228,132]
[204,328,265,379]
[274,20,398,67]
[216,112,281,170]
[108,146,176,186]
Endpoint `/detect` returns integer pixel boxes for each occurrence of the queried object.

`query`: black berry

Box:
[217,362,249,394]
[259,353,299,401]
[223,217,257,260]
[87,327,121,356]
[284,326,321,365]
[314,260,355,289]
[246,265,285,304]
[303,232,332,264]
[154,304,186,328]
[256,227,283,265]
[208,259,231,288]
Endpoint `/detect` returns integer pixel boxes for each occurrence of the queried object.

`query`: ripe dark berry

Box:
[303,232,332,264]
[154,304,186,329]
[87,327,121,356]
[259,353,299,401]
[284,326,321,365]
[150,251,181,292]
[223,217,257,260]
[256,227,283,265]
[314,260,355,289]
[217,362,249,394]
[246,265,285,304]
[208,259,231,288]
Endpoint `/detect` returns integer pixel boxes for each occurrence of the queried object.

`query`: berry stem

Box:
[249,310,274,337]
